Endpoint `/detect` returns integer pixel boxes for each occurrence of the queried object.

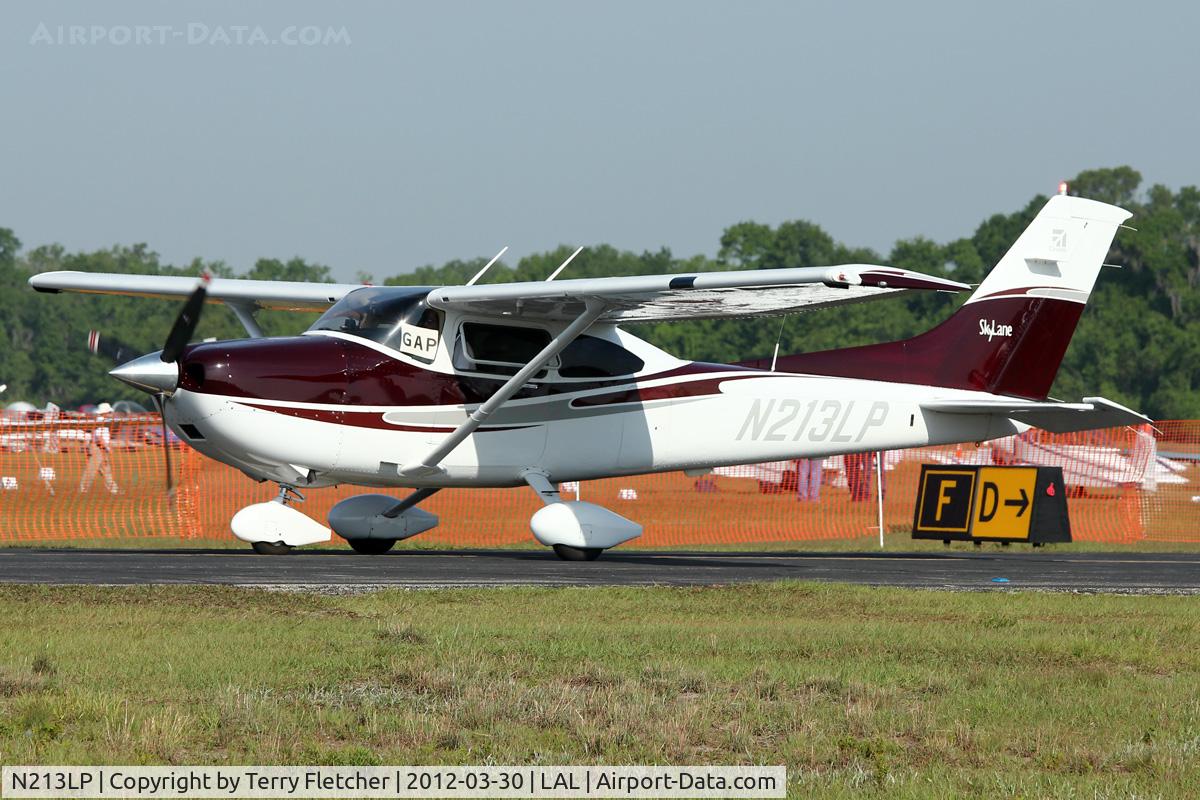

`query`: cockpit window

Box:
[309,286,443,363]
[463,323,551,365]
[456,322,551,377]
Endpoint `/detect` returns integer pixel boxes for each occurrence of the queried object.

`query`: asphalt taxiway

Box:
[0,548,1197,592]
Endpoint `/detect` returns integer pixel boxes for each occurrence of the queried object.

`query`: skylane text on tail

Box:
[30,193,1148,559]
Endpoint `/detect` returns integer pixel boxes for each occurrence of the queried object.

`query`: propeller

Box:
[85,273,211,496]
[86,330,139,364]
[161,273,210,363]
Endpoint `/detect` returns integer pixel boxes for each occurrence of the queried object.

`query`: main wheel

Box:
[552,544,603,561]
[348,538,397,555]
[251,541,294,555]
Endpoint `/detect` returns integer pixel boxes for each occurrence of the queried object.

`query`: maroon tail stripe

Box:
[750,296,1084,400]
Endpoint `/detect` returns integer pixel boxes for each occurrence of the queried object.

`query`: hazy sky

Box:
[2,1,1197,281]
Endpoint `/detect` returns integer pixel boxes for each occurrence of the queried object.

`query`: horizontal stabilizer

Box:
[921,396,1151,434]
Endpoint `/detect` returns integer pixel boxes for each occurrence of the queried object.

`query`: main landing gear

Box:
[251,540,294,555]
[523,472,642,561]
[347,538,397,555]
[552,544,603,561]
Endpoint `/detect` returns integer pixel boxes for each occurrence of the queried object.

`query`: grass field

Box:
[2,583,1198,798]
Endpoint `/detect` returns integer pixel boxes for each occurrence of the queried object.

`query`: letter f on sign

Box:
[935,479,957,521]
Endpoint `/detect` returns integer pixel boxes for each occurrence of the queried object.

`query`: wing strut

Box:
[225,300,265,338]
[398,298,606,478]
[382,487,441,519]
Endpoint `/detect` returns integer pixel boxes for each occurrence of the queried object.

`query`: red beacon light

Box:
[1058,181,1069,196]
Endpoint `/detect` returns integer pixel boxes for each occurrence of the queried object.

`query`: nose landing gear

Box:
[551,544,603,561]
[231,484,333,554]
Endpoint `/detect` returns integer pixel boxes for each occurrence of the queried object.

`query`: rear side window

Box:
[457,324,644,380]
[558,335,644,378]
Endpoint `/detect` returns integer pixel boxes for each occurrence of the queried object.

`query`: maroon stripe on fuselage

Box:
[571,374,763,407]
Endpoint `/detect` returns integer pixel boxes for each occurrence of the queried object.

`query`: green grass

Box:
[1,584,1199,797]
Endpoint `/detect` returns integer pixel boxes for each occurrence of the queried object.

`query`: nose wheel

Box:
[235,484,332,554]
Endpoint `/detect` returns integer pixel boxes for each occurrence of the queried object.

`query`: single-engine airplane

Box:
[30,194,1149,559]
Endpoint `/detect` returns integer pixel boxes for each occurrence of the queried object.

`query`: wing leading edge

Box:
[30,262,968,321]
[29,271,361,312]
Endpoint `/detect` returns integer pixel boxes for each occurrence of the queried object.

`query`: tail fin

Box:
[773,195,1131,399]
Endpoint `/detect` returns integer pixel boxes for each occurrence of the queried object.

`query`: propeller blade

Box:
[160,274,211,363]
[86,330,138,364]
[150,393,176,495]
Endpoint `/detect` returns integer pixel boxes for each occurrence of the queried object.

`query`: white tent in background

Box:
[921,432,1186,491]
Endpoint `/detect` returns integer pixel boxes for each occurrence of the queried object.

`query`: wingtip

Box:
[856,267,971,292]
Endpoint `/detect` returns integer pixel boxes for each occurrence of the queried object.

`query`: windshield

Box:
[309,286,443,362]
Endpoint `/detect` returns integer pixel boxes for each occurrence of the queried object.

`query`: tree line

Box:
[2,166,1197,418]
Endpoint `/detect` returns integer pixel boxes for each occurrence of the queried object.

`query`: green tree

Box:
[6,164,1199,418]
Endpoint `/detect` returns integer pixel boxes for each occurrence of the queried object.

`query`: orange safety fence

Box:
[1,412,1197,546]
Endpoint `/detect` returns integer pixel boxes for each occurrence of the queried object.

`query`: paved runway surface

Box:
[1,548,1198,592]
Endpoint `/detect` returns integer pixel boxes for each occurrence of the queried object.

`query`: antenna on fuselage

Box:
[545,246,584,281]
[466,246,509,286]
[769,317,787,372]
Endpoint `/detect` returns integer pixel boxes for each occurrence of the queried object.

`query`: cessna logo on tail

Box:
[979,319,1013,341]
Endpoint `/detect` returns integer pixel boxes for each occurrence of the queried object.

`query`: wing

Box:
[425,264,969,322]
[28,271,361,312]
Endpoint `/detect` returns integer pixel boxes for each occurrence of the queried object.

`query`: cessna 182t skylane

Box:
[31,194,1149,559]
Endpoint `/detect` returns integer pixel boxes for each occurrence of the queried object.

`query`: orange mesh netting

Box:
[1,412,1197,546]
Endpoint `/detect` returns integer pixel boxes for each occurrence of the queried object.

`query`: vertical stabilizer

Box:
[770,195,1132,399]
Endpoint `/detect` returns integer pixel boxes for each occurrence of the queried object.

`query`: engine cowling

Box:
[328,494,439,541]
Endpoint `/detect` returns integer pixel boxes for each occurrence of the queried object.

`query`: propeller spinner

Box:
[107,273,209,396]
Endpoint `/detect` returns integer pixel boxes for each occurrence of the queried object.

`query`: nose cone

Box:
[109,351,180,395]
